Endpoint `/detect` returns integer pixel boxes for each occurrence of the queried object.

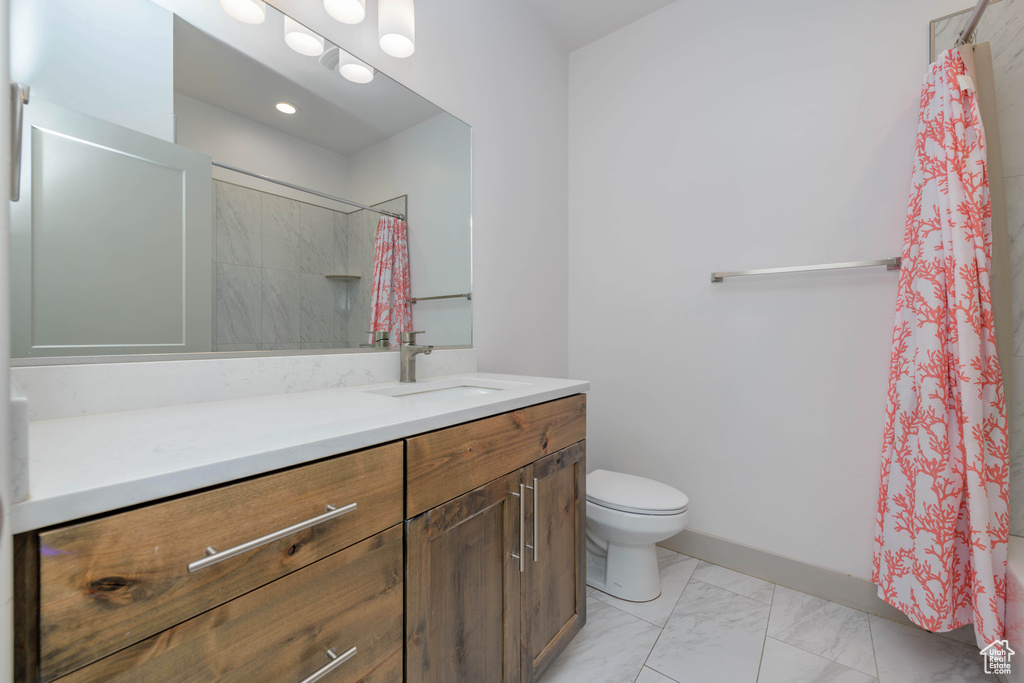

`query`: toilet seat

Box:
[587,469,688,516]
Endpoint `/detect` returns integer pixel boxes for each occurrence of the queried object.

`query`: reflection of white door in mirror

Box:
[11,99,213,358]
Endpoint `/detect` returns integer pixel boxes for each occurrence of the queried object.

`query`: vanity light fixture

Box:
[284,16,325,57]
[324,0,366,25]
[275,101,298,114]
[337,50,375,84]
[219,0,266,24]
[379,0,415,58]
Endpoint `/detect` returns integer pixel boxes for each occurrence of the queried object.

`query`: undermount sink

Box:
[378,385,500,402]
[364,377,529,403]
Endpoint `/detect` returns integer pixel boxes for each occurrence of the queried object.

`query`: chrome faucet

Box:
[368,330,390,348]
[400,331,433,383]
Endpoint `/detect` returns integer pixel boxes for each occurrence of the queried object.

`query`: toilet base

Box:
[586,540,662,602]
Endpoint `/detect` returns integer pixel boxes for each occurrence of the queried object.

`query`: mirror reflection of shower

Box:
[8,0,472,361]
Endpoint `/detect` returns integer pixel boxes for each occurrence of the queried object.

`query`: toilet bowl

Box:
[586,469,689,602]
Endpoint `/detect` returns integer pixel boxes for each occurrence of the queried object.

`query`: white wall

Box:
[348,114,472,346]
[175,92,353,213]
[568,0,972,579]
[10,0,174,141]
[274,0,570,377]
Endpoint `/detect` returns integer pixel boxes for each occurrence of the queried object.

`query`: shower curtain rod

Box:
[955,0,991,46]
[212,161,406,220]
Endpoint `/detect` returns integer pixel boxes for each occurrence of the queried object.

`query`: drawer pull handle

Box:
[187,503,357,573]
[299,646,357,683]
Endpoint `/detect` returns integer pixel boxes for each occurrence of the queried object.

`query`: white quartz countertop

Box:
[12,372,588,533]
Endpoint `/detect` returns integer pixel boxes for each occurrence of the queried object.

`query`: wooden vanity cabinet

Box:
[15,442,405,683]
[405,395,587,683]
[15,393,588,683]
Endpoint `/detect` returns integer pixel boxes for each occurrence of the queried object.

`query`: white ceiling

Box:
[519,0,677,52]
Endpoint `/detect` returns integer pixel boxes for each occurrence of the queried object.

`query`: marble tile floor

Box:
[542,547,994,683]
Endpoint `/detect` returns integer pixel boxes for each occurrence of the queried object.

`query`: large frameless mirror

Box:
[9,0,472,362]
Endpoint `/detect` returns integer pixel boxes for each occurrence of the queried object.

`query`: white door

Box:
[11,97,212,357]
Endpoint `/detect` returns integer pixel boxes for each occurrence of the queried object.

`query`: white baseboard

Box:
[660,528,978,647]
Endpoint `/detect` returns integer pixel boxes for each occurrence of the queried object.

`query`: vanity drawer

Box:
[406,394,586,517]
[57,524,404,683]
[35,442,403,683]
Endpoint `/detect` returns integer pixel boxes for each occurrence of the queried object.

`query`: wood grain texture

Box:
[58,524,404,683]
[406,471,522,683]
[522,441,587,683]
[406,394,586,517]
[358,647,403,683]
[14,532,40,683]
[37,442,403,682]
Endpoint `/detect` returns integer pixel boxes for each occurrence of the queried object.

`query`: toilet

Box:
[586,469,689,602]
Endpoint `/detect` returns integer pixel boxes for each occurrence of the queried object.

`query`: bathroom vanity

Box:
[406,395,586,683]
[11,374,587,683]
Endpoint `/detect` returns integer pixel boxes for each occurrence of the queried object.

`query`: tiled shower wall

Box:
[212,179,407,351]
[934,0,1024,533]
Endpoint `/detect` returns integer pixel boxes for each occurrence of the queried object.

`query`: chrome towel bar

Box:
[711,257,901,283]
[410,292,472,303]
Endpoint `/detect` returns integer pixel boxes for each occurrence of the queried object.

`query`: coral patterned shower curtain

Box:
[873,48,1008,649]
[369,215,412,347]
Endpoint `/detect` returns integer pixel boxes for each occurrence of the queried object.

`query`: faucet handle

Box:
[401,331,426,344]
[366,330,389,348]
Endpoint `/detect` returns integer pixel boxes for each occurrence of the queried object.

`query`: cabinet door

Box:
[407,470,522,683]
[522,440,586,683]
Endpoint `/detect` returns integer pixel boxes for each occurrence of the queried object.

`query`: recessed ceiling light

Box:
[219,0,266,24]
[275,102,298,114]
[284,17,325,57]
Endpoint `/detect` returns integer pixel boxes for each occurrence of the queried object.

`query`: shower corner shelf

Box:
[325,275,361,281]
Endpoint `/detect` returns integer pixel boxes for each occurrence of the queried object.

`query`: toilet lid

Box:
[586,469,689,515]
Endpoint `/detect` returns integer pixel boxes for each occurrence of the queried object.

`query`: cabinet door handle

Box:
[510,484,525,573]
[520,483,526,572]
[187,502,357,573]
[533,477,539,563]
[524,478,539,563]
[299,646,357,683]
